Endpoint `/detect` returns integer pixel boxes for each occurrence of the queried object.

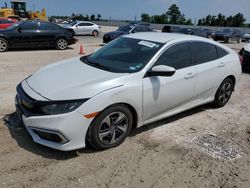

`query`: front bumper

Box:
[15,85,92,151]
[68,38,77,45]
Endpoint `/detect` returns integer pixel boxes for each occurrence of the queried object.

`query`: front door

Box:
[143,42,196,121]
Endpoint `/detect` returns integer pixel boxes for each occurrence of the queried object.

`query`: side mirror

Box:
[17,27,22,32]
[147,65,176,77]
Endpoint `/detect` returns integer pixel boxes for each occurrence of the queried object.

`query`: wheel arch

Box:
[85,102,139,144]
[0,36,10,47]
[225,75,236,91]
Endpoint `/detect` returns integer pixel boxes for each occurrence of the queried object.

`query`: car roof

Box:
[124,32,208,43]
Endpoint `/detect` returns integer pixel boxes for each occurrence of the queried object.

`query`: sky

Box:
[1,0,250,23]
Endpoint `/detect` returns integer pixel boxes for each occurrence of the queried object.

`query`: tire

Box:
[0,38,9,52]
[56,38,68,50]
[87,105,133,150]
[225,37,231,43]
[212,78,234,108]
[92,30,99,37]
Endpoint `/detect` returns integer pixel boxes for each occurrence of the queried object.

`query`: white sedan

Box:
[64,20,101,36]
[15,33,241,151]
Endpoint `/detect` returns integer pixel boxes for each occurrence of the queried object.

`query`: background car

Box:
[103,23,153,43]
[175,28,193,35]
[62,20,101,36]
[0,18,17,29]
[213,29,242,43]
[239,43,250,70]
[242,32,250,42]
[161,25,180,33]
[0,21,76,52]
[15,33,241,151]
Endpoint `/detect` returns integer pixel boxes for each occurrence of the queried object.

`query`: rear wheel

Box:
[213,78,234,107]
[88,105,133,150]
[92,30,99,37]
[0,38,9,52]
[56,38,68,50]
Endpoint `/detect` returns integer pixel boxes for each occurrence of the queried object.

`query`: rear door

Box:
[192,41,228,101]
[76,22,93,35]
[143,42,196,121]
[37,22,61,47]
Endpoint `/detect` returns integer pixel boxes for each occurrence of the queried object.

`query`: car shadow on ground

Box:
[132,104,210,136]
[6,47,74,52]
[2,113,99,160]
[2,104,212,159]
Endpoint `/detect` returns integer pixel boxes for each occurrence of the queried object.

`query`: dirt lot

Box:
[0,27,250,188]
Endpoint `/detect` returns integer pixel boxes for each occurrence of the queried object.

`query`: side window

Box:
[39,22,59,30]
[132,26,141,33]
[217,46,228,58]
[194,42,218,64]
[155,42,192,70]
[19,22,38,30]
[78,23,93,26]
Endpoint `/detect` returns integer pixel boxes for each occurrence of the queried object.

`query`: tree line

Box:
[141,4,250,28]
[141,4,192,25]
[50,13,103,22]
[198,13,247,27]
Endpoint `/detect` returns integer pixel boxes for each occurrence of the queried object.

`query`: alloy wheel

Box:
[218,82,232,104]
[57,39,67,50]
[0,39,8,52]
[98,112,129,145]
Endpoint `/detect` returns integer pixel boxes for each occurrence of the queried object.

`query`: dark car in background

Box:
[214,29,242,43]
[103,24,153,43]
[176,28,193,35]
[162,25,180,33]
[239,44,250,70]
[0,21,76,52]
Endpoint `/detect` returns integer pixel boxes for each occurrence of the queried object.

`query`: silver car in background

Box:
[63,20,101,37]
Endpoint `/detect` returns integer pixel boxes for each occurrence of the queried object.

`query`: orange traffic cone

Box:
[79,44,85,55]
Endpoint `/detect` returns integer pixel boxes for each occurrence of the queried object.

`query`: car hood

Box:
[61,24,72,29]
[26,57,128,100]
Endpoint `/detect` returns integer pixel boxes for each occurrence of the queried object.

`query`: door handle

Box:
[184,73,195,80]
[218,62,225,68]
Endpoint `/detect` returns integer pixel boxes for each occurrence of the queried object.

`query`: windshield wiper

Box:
[84,59,111,71]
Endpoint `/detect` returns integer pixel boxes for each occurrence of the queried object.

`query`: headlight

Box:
[39,99,88,115]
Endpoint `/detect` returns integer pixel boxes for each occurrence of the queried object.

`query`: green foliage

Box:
[198,13,246,27]
[141,4,192,25]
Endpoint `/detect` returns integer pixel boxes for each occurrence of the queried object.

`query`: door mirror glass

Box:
[148,65,176,77]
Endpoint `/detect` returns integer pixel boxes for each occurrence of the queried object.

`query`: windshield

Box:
[81,37,164,73]
[117,25,132,32]
[221,29,232,33]
[70,21,77,26]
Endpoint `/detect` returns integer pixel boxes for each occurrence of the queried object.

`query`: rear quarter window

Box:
[217,46,228,58]
[194,42,218,64]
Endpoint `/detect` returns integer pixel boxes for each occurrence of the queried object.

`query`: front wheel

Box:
[0,38,9,52]
[213,78,234,107]
[56,38,68,50]
[87,105,133,150]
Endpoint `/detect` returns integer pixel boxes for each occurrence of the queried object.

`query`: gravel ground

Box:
[0,26,250,188]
